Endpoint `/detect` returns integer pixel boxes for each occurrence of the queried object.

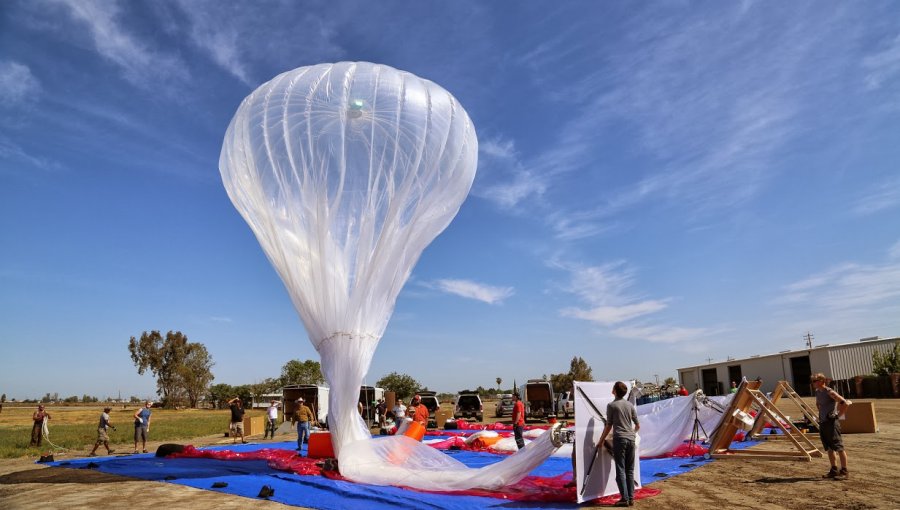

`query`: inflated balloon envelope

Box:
[220,62,561,490]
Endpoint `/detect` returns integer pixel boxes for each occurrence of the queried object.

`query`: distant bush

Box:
[872,342,900,376]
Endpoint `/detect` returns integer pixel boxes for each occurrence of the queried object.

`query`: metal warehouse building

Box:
[678,336,898,397]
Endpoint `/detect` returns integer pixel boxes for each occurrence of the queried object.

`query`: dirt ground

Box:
[1,399,898,509]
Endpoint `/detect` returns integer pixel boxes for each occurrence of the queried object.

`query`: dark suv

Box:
[495,397,514,418]
[454,392,483,422]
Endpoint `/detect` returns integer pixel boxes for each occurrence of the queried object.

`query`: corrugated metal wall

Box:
[828,340,897,379]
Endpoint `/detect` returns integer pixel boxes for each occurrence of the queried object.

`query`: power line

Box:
[804,332,814,349]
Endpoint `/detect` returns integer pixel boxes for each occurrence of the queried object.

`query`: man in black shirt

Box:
[227,397,247,444]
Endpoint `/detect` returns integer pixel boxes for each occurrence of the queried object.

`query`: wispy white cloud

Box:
[862,34,900,90]
[0,61,41,107]
[561,301,668,326]
[552,258,715,343]
[473,135,548,210]
[552,259,667,326]
[850,177,900,216]
[0,136,63,174]
[431,278,514,305]
[172,0,344,86]
[51,0,188,87]
[611,325,716,344]
[890,240,900,260]
[776,259,900,312]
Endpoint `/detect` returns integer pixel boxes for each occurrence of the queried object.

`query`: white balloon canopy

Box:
[220,62,560,490]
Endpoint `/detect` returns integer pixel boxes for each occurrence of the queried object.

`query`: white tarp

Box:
[574,381,642,503]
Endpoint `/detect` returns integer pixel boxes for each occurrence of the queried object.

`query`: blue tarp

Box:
[48,439,736,509]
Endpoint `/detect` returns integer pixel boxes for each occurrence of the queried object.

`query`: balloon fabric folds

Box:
[221,62,561,490]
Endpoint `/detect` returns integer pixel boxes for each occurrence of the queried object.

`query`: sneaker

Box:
[823,466,838,478]
[108,449,115,454]
[142,450,148,453]
[614,500,629,507]
[88,453,97,457]
[628,501,634,507]
[132,450,139,454]
[838,468,849,479]
[241,441,248,444]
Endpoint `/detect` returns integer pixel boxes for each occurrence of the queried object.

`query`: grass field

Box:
[0,404,269,458]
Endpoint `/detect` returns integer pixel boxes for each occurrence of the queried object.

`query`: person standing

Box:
[597,381,641,507]
[30,405,51,447]
[678,385,689,396]
[89,407,116,456]
[264,400,280,439]
[227,397,247,444]
[376,398,387,429]
[295,398,315,455]
[512,393,525,449]
[729,381,738,394]
[133,401,152,454]
[411,395,429,427]
[392,399,407,424]
[812,373,852,479]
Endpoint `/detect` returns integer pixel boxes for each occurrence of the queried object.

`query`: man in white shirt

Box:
[265,400,280,439]
[392,399,407,425]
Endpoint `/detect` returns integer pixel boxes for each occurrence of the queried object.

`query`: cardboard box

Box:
[840,401,877,433]
[243,415,265,436]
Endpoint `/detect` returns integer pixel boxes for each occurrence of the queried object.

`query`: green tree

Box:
[872,342,900,376]
[280,359,325,386]
[128,330,215,408]
[207,384,235,409]
[375,372,421,400]
[1,393,6,403]
[177,343,215,408]
[664,376,677,386]
[550,356,595,394]
[249,378,281,406]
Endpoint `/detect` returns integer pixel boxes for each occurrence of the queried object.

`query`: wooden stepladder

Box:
[748,380,819,440]
[707,380,822,461]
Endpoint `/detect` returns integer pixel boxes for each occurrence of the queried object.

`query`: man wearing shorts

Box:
[90,407,116,456]
[133,401,152,454]
[812,373,852,479]
[228,397,247,444]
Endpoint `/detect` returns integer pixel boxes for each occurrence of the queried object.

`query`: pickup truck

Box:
[556,390,574,419]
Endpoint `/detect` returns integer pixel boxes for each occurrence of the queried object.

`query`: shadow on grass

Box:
[0,466,138,485]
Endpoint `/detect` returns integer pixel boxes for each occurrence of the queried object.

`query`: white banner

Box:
[574,381,642,503]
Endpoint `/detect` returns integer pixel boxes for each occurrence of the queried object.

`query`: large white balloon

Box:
[220,62,559,490]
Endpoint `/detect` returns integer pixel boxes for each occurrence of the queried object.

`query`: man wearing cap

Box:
[295,398,315,454]
[89,407,116,456]
[30,405,51,447]
[264,399,280,439]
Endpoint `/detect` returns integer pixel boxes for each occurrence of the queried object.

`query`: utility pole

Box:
[804,331,814,349]
[654,374,659,386]
[705,357,714,364]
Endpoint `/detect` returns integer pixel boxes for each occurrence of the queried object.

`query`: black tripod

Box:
[689,394,722,458]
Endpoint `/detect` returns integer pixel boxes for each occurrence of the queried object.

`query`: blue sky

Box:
[2,1,899,400]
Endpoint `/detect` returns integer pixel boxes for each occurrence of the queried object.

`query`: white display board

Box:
[574,381,642,503]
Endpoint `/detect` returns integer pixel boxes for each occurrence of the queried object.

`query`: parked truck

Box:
[555,390,574,419]
[283,384,329,426]
[518,379,556,421]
